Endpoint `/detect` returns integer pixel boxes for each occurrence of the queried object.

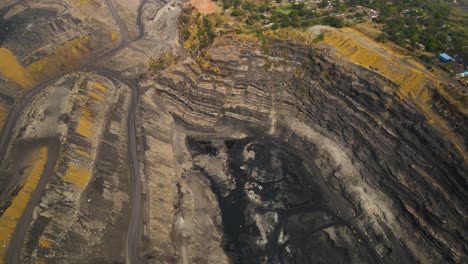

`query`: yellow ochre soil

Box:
[0,147,48,263]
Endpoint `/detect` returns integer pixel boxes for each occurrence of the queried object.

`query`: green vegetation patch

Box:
[221,0,344,31]
[344,0,467,61]
[179,7,222,52]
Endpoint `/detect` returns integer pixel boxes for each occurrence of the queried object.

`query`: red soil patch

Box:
[191,0,218,14]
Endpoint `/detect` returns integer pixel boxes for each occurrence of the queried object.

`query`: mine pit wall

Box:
[45,78,133,263]
[141,36,467,263]
[0,72,133,263]
[0,75,76,206]
[29,75,132,263]
[139,82,232,263]
[0,1,121,132]
[139,91,178,261]
[0,9,115,92]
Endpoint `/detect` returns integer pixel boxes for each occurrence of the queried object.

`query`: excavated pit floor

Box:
[187,135,377,263]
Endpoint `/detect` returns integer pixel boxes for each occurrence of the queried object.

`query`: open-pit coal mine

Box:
[0,0,466,263]
[187,136,361,263]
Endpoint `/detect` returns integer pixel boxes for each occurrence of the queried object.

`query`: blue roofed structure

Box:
[456,71,468,78]
[438,53,454,62]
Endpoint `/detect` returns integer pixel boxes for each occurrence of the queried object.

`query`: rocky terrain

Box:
[137,33,467,263]
[0,0,467,263]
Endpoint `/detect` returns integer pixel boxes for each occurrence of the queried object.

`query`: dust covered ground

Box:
[0,0,466,263]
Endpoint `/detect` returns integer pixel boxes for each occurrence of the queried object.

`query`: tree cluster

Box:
[344,0,467,61]
[226,0,344,30]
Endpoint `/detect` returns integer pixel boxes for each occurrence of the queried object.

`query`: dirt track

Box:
[0,0,154,262]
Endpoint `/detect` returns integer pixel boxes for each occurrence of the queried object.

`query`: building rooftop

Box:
[438,53,454,62]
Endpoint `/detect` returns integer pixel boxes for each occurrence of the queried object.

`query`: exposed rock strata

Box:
[138,35,467,263]
[0,1,466,263]
[1,73,133,263]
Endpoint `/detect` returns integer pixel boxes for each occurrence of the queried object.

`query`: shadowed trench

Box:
[187,136,378,264]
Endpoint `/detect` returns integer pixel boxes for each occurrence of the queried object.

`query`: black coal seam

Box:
[155,88,226,118]
[194,165,243,264]
[292,72,467,261]
[389,186,459,263]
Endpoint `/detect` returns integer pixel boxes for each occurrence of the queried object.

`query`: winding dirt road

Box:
[91,67,143,264]
[5,140,60,264]
[0,0,154,263]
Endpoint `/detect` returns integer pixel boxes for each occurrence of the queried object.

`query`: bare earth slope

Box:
[138,34,467,263]
[0,0,466,263]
